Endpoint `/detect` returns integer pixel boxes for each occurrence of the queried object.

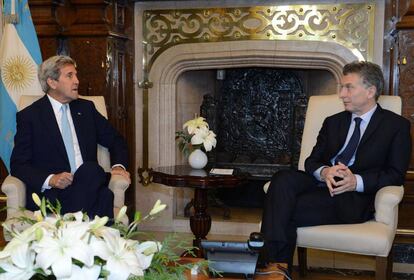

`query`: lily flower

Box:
[203,130,217,151]
[183,117,208,134]
[190,126,209,145]
[56,264,101,280]
[0,251,37,280]
[136,241,161,269]
[115,206,127,223]
[149,199,167,216]
[190,127,217,151]
[33,222,93,278]
[32,193,41,208]
[92,230,144,280]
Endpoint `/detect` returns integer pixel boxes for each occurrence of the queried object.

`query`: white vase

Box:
[188,149,208,169]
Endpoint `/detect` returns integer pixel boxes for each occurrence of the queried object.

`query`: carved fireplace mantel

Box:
[134,3,378,234]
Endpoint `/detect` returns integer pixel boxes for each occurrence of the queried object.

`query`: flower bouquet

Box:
[175,117,217,157]
[176,117,217,169]
[0,194,202,280]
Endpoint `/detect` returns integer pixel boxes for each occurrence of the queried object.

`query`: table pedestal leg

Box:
[190,188,211,257]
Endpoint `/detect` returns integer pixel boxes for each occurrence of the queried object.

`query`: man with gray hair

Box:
[10,55,130,218]
[261,61,411,272]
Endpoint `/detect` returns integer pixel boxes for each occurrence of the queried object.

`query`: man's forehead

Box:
[341,73,362,83]
[59,64,77,74]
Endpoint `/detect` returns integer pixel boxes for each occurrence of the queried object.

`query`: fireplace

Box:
[134,2,383,235]
[201,67,308,178]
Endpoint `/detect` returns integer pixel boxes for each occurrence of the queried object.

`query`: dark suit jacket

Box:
[10,95,128,210]
[304,105,411,222]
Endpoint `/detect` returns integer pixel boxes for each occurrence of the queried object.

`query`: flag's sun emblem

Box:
[1,56,36,92]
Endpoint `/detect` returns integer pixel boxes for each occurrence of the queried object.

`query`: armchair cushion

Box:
[296,221,393,256]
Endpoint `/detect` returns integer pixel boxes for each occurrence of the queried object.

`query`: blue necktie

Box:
[61,104,76,173]
[335,117,362,166]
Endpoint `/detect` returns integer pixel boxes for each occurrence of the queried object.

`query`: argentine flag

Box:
[0,0,43,171]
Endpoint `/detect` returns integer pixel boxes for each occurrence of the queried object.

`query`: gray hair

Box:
[38,55,76,93]
[342,61,384,100]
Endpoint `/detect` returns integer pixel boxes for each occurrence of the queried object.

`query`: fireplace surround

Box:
[134,1,385,236]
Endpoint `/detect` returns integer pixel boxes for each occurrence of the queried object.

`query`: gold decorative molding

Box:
[142,4,375,73]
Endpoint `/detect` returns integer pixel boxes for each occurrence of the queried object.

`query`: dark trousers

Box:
[54,162,114,219]
[260,169,372,270]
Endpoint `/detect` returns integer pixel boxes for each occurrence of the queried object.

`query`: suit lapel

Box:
[359,105,384,147]
[333,112,352,155]
[39,95,68,160]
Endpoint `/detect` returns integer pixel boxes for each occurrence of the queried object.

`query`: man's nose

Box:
[338,87,347,98]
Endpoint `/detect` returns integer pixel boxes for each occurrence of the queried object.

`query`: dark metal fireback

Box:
[201,68,308,179]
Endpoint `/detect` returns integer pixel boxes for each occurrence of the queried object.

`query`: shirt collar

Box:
[352,104,377,124]
[47,94,66,115]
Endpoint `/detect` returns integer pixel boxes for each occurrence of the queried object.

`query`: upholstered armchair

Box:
[1,95,130,238]
[263,94,404,280]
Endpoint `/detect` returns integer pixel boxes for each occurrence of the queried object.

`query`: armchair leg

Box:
[297,247,307,277]
[375,247,393,280]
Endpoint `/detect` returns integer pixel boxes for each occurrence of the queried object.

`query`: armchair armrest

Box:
[108,174,130,209]
[374,185,404,229]
[1,175,26,218]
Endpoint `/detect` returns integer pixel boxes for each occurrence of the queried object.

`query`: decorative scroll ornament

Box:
[142,4,375,72]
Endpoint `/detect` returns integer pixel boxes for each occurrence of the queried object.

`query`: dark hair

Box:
[342,61,384,100]
[38,55,76,93]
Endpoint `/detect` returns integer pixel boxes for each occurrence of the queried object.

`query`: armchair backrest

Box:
[19,95,111,171]
[298,94,402,171]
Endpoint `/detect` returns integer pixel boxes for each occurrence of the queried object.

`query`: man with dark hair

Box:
[10,55,130,218]
[261,61,411,270]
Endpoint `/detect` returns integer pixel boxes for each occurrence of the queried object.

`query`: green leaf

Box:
[134,211,142,222]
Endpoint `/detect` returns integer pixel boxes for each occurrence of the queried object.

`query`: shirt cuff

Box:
[355,174,364,192]
[41,174,53,192]
[111,164,126,170]
[313,166,328,182]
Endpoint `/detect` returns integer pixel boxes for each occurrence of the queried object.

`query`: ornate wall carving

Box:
[142,4,375,74]
[201,68,307,177]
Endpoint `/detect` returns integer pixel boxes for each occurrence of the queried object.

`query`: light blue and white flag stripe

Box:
[0,0,43,171]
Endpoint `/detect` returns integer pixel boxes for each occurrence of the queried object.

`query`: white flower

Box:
[115,206,127,222]
[190,127,217,152]
[92,230,144,280]
[0,222,41,261]
[203,130,217,151]
[0,199,169,279]
[149,199,167,216]
[56,264,101,280]
[183,117,208,134]
[0,251,37,280]
[191,127,209,145]
[32,193,41,207]
[34,222,93,278]
[136,241,161,269]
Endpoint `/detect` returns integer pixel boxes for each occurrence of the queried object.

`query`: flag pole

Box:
[5,0,17,24]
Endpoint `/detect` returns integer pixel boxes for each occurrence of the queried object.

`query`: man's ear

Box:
[47,78,57,90]
[367,85,377,99]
